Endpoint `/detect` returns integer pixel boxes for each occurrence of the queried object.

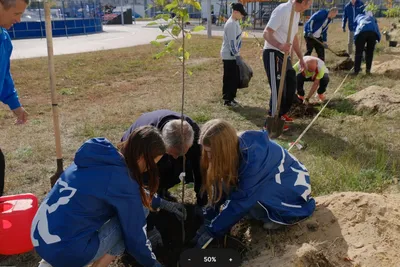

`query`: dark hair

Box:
[118,126,166,208]
[0,0,29,9]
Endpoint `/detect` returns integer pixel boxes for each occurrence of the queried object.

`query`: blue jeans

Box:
[88,207,150,263]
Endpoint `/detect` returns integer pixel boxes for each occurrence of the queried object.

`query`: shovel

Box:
[265,3,296,139]
[44,1,64,187]
[311,36,350,57]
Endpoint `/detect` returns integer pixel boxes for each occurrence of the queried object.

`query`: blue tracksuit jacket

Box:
[207,131,316,237]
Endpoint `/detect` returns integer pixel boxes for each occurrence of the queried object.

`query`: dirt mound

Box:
[372,59,400,79]
[332,57,354,71]
[242,192,400,267]
[346,85,400,117]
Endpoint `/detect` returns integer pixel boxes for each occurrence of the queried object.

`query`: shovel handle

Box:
[310,36,339,56]
[275,2,296,118]
[44,1,63,161]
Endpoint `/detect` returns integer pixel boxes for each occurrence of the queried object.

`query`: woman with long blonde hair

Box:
[192,119,316,247]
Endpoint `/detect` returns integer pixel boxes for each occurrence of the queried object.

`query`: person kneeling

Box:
[294,56,329,103]
[192,119,316,248]
[31,126,186,267]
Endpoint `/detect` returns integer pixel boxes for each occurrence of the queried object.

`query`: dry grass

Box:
[1,18,399,266]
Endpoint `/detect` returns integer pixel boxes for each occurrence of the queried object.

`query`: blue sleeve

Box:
[207,187,256,237]
[305,11,319,34]
[0,60,21,110]
[107,177,158,267]
[342,7,348,29]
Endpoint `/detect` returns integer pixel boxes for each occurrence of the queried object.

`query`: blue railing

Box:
[8,18,103,39]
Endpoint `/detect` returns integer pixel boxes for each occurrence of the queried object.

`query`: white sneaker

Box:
[38,259,53,267]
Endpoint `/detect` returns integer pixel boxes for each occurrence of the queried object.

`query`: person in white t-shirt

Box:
[263,0,312,130]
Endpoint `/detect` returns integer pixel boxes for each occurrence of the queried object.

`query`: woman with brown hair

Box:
[192,119,315,248]
[31,126,185,267]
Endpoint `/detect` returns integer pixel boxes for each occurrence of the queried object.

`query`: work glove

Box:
[191,225,214,248]
[235,56,244,66]
[323,42,329,49]
[148,227,163,249]
[303,97,310,105]
[306,32,313,38]
[159,198,187,221]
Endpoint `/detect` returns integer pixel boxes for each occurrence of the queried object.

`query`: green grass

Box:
[1,21,399,204]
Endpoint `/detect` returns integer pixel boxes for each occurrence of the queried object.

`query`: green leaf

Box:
[156,35,168,40]
[159,25,169,32]
[155,14,171,21]
[154,51,166,59]
[184,51,190,60]
[172,25,181,37]
[165,1,178,11]
[186,33,192,40]
[187,70,193,76]
[178,46,183,52]
[166,40,175,48]
[147,4,153,9]
[193,1,201,10]
[151,40,161,46]
[147,21,158,26]
[192,26,205,32]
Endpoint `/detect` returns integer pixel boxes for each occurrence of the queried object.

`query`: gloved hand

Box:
[343,28,346,33]
[235,56,244,66]
[303,97,310,105]
[159,199,187,221]
[148,227,163,249]
[323,42,328,49]
[191,225,214,248]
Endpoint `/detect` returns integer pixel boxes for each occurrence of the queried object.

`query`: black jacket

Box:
[121,109,205,205]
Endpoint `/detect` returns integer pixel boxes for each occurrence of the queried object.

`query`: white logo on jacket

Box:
[31,180,77,246]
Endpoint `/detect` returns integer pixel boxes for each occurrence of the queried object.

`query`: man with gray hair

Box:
[121,109,205,205]
[121,110,205,248]
[1,0,29,196]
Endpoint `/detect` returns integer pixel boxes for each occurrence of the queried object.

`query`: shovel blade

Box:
[265,116,285,139]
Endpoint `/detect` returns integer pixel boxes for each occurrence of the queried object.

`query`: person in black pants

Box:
[304,8,338,61]
[220,3,247,107]
[353,14,381,75]
[294,56,330,103]
[0,149,4,196]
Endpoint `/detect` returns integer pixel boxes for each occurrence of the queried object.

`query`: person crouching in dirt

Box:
[304,7,338,61]
[294,56,330,103]
[191,119,316,248]
[121,110,205,247]
[31,126,184,267]
[352,13,381,75]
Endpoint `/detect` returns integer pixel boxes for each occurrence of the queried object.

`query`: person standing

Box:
[304,7,338,61]
[342,0,365,55]
[352,13,381,75]
[263,0,312,129]
[220,3,247,107]
[0,0,29,196]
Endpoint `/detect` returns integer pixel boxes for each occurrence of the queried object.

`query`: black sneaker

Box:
[224,100,239,107]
